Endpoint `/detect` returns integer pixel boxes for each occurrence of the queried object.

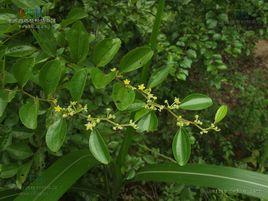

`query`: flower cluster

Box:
[194,115,203,125]
[176,115,190,127]
[53,100,138,131]
[123,80,164,111]
[85,115,100,131]
[51,75,222,135]
[53,101,87,118]
[119,76,221,134]
[165,98,180,110]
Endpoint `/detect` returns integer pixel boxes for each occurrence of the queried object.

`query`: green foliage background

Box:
[0,0,267,200]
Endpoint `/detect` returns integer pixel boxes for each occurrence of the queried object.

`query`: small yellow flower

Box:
[52,98,57,105]
[174,97,180,104]
[138,84,145,91]
[54,105,62,112]
[70,101,77,106]
[85,122,93,130]
[123,79,130,85]
[69,111,75,116]
[83,105,88,112]
[111,68,117,72]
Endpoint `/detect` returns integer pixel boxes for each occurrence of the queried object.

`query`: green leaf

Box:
[186,49,197,59]
[14,150,99,201]
[16,160,32,189]
[120,46,154,73]
[0,89,16,117]
[13,58,35,86]
[6,143,33,160]
[112,82,135,111]
[5,45,36,57]
[12,130,34,140]
[11,0,40,9]
[148,66,169,88]
[19,98,39,129]
[89,130,111,165]
[126,100,146,112]
[61,8,88,27]
[90,68,116,89]
[214,105,228,123]
[0,12,17,24]
[32,29,57,56]
[180,93,213,110]
[92,38,121,67]
[68,68,88,101]
[135,163,268,199]
[0,163,19,179]
[4,71,17,84]
[46,118,67,152]
[65,21,91,63]
[134,108,150,121]
[137,111,158,132]
[172,128,191,166]
[180,57,192,68]
[39,59,63,96]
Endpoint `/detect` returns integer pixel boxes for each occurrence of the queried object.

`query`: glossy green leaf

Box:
[120,46,154,73]
[180,93,213,110]
[134,108,150,121]
[14,150,99,201]
[68,68,87,101]
[0,163,19,179]
[126,100,146,112]
[65,21,90,62]
[0,89,16,117]
[137,111,158,132]
[46,118,67,152]
[135,163,268,199]
[16,160,32,189]
[112,82,135,111]
[13,58,35,86]
[5,45,36,57]
[90,68,116,89]
[6,143,33,160]
[61,8,88,27]
[39,59,63,96]
[172,128,191,166]
[19,98,39,129]
[89,130,111,165]
[148,66,169,88]
[11,0,40,9]
[214,105,228,123]
[32,29,57,56]
[92,38,121,67]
